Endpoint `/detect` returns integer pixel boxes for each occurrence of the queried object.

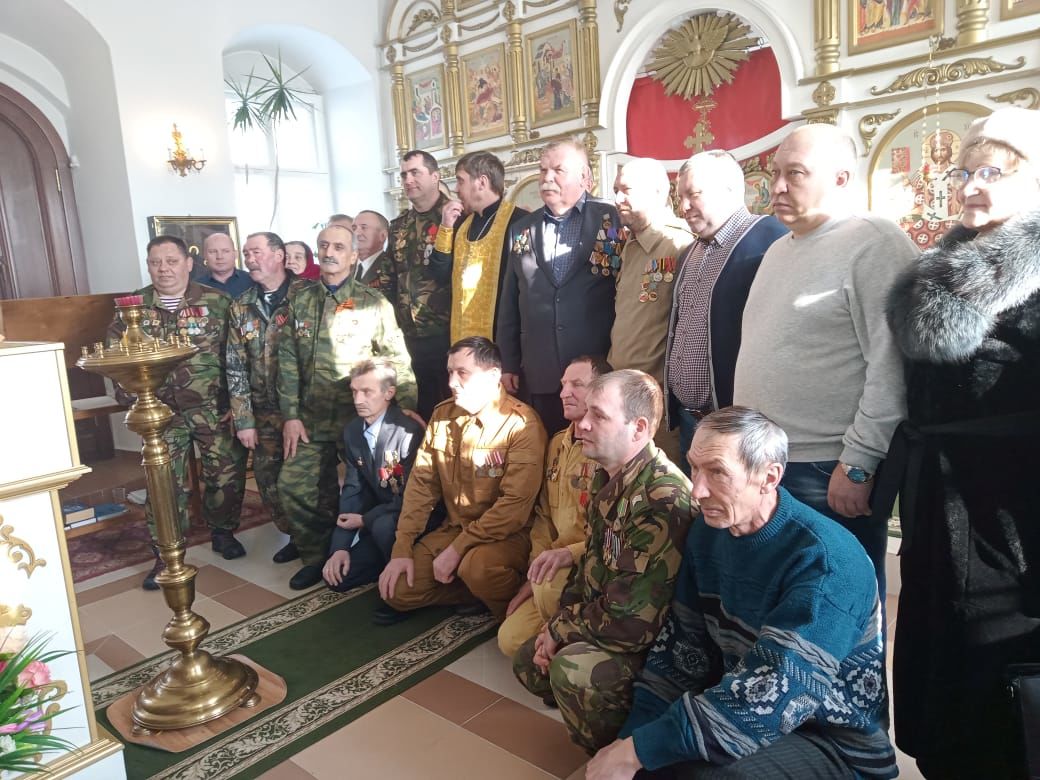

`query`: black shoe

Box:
[272,541,299,564]
[143,547,163,591]
[289,565,324,590]
[541,694,558,709]
[455,601,491,617]
[212,530,246,560]
[372,602,412,626]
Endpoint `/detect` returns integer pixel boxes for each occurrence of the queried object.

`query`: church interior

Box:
[1,0,1038,777]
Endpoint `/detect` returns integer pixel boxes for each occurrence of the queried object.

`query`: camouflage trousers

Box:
[145,406,247,538]
[249,412,289,533]
[513,638,643,753]
[276,437,342,566]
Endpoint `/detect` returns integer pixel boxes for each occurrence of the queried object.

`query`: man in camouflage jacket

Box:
[278,224,417,590]
[513,370,692,753]
[226,231,314,563]
[379,149,451,420]
[107,235,248,588]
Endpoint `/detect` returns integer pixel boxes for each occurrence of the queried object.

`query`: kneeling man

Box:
[587,407,894,780]
[514,369,692,753]
[377,336,547,623]
[323,359,424,592]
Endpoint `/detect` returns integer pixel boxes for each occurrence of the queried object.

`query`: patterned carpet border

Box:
[152,612,493,780]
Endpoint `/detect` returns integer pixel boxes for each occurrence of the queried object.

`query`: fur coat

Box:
[886,210,1040,778]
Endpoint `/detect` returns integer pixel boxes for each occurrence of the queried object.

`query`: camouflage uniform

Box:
[277,278,416,567]
[226,276,314,532]
[513,443,692,752]
[381,193,451,419]
[106,282,247,537]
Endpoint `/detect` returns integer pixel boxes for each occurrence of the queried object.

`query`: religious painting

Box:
[461,45,508,141]
[868,102,989,249]
[526,21,581,128]
[407,65,447,152]
[1000,0,1040,18]
[147,216,241,269]
[848,0,944,55]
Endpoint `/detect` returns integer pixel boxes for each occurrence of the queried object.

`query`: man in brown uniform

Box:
[377,336,547,624]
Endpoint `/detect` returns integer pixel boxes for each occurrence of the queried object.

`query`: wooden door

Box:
[0,84,88,299]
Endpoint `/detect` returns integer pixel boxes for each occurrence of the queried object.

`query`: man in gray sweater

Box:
[733,124,918,601]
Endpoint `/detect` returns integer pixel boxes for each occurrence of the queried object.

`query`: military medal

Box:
[487,449,504,477]
[336,299,355,312]
[663,257,675,283]
[422,223,438,265]
[547,454,560,482]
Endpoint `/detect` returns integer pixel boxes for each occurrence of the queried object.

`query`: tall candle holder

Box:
[77,298,258,735]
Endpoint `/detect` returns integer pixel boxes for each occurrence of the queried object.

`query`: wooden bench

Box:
[0,293,128,459]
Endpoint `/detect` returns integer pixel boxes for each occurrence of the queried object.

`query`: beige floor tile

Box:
[85,653,115,681]
[255,759,317,780]
[213,582,288,615]
[464,697,589,778]
[404,669,502,724]
[93,634,146,671]
[292,697,553,779]
[74,558,155,593]
[76,572,146,606]
[112,596,245,658]
[194,564,252,597]
[565,765,588,780]
[447,637,564,723]
[77,585,175,642]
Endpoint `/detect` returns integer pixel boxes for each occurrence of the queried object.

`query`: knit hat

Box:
[960,107,1040,164]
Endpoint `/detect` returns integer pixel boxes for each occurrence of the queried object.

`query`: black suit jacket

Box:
[331,403,423,552]
[496,196,621,393]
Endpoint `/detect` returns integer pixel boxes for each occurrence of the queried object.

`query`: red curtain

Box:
[626,47,784,159]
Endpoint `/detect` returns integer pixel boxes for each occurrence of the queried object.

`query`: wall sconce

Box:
[167,123,206,176]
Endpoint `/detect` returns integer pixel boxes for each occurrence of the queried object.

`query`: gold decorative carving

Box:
[0,522,46,578]
[458,11,500,34]
[803,107,840,125]
[524,0,558,7]
[614,0,632,32]
[503,0,515,21]
[814,0,840,77]
[506,147,543,167]
[988,87,1040,109]
[403,35,439,54]
[583,131,599,195]
[505,15,529,143]
[812,80,836,107]
[955,0,990,47]
[859,110,901,157]
[870,56,1026,95]
[578,0,601,126]
[683,98,716,153]
[390,61,409,158]
[385,46,398,65]
[444,39,465,155]
[646,12,756,100]
[406,8,442,36]
[0,603,31,627]
[441,23,453,43]
[441,0,456,15]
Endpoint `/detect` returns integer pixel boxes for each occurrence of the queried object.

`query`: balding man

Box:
[733,124,918,600]
[352,210,390,288]
[665,151,787,475]
[198,232,252,298]
[498,139,623,435]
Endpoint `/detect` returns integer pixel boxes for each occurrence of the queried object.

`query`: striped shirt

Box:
[667,208,759,411]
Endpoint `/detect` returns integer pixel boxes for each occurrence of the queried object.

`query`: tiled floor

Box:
[72,463,923,779]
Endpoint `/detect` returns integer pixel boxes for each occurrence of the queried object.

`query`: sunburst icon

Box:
[647,12,757,100]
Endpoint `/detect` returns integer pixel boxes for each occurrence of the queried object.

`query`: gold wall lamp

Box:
[167,124,206,176]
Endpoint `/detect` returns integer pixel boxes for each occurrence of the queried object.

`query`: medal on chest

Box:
[603,496,627,566]
[422,223,438,265]
[640,256,675,303]
[379,450,404,494]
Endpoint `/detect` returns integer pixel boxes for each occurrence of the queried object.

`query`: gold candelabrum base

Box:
[77,301,259,735]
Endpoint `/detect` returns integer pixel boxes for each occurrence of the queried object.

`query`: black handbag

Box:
[1007,663,1040,779]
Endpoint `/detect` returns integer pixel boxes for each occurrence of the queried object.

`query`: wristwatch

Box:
[840,463,873,484]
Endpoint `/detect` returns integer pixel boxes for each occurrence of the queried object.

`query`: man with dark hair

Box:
[323,359,425,592]
[497,138,623,436]
[278,223,418,590]
[497,354,609,659]
[353,210,390,288]
[380,149,452,420]
[513,369,692,753]
[587,406,894,779]
[197,232,252,298]
[227,231,313,564]
[377,336,547,624]
[431,151,528,343]
[108,235,247,589]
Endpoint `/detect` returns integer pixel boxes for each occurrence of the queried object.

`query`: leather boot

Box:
[142,545,164,591]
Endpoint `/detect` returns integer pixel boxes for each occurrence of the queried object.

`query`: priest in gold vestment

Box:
[431,151,528,343]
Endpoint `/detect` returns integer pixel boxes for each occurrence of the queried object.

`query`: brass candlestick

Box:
[78,300,258,735]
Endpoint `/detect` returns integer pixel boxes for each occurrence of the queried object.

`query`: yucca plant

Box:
[0,633,76,774]
[225,51,315,228]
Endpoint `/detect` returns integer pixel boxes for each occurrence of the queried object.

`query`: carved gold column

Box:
[578,0,602,126]
[388,47,409,158]
[814,0,840,76]
[443,26,465,155]
[504,1,530,144]
[956,0,989,46]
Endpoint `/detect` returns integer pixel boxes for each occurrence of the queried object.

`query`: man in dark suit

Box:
[322,358,424,592]
[353,210,390,289]
[497,138,622,435]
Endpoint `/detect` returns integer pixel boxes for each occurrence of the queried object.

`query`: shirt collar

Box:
[594,442,657,502]
[543,192,587,224]
[365,410,387,433]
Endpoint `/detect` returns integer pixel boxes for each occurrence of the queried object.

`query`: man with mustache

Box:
[497,139,623,436]
[277,224,417,590]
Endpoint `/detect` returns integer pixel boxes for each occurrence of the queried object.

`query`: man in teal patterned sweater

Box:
[587,406,895,780]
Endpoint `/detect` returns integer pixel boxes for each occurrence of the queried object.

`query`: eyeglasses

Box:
[946,166,1015,188]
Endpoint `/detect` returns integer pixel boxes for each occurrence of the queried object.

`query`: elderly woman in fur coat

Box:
[887,107,1040,779]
